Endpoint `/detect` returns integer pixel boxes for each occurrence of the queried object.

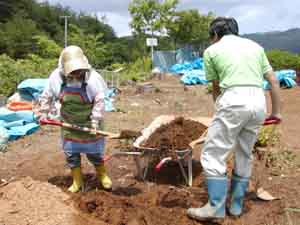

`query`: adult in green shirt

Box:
[187,17,281,221]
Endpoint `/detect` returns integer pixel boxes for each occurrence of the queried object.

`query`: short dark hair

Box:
[209,17,239,39]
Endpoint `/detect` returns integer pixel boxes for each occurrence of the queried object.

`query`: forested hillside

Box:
[0,0,151,96]
[244,28,300,53]
[0,0,299,97]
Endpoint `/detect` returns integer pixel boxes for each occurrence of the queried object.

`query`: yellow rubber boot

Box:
[95,164,112,190]
[68,167,83,193]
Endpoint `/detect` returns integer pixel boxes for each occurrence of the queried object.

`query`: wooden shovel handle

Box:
[40,119,118,137]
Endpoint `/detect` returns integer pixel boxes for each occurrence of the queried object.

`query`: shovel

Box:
[39,119,141,139]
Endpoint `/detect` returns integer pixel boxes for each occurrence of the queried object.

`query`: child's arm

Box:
[87,71,108,130]
[91,92,105,130]
[35,69,62,120]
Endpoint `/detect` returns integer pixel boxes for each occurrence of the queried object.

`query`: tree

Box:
[68,24,107,68]
[76,13,116,42]
[0,0,15,22]
[0,13,41,58]
[129,0,179,36]
[166,10,214,49]
[32,35,61,58]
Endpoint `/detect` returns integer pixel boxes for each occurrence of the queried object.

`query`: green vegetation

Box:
[0,0,215,97]
[256,126,280,147]
[0,0,299,98]
[266,49,300,71]
[0,54,57,96]
[166,9,214,49]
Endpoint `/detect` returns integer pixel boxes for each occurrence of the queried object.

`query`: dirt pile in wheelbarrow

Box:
[141,117,207,150]
[0,177,105,225]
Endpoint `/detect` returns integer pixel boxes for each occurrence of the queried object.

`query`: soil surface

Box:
[141,117,207,150]
[0,75,299,225]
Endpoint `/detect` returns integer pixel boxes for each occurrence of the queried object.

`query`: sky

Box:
[39,0,300,37]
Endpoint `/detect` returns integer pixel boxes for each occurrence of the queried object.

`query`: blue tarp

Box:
[263,69,297,90]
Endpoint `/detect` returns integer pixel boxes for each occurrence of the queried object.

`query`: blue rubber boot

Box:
[229,174,249,216]
[187,176,227,221]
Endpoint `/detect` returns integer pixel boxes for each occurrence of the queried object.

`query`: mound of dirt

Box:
[141,117,207,150]
[73,185,196,225]
[0,177,105,225]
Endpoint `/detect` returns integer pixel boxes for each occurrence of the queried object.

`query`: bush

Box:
[266,49,300,71]
[0,54,56,97]
[0,54,23,96]
[104,57,152,85]
[256,126,280,147]
[120,57,152,82]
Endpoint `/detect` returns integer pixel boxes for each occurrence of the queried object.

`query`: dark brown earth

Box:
[0,75,299,225]
[141,117,207,150]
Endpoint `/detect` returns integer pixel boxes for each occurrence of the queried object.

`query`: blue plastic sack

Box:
[8,123,39,141]
[104,97,115,112]
[191,58,204,70]
[17,78,48,101]
[0,120,27,128]
[180,70,208,85]
[106,88,117,98]
[0,108,36,123]
[170,62,193,74]
[264,69,296,90]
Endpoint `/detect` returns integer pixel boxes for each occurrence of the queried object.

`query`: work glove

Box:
[90,120,99,135]
[264,114,282,125]
[35,112,48,124]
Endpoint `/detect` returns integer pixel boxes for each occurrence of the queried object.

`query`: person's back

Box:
[188,17,281,222]
[204,34,271,90]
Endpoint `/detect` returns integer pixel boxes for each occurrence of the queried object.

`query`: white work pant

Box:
[201,87,266,178]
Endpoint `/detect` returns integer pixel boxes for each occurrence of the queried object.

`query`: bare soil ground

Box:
[0,75,300,225]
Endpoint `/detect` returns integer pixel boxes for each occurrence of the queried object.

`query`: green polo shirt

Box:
[203,35,272,89]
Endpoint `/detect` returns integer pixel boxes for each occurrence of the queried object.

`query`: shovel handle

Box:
[40,119,118,137]
[39,118,63,126]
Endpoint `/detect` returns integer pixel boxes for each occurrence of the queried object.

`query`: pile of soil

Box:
[73,184,197,225]
[0,177,105,225]
[141,117,207,150]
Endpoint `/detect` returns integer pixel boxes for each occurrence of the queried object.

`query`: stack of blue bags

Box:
[263,69,297,90]
[170,58,208,85]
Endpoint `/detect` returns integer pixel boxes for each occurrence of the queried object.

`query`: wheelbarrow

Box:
[131,115,212,187]
[131,115,280,187]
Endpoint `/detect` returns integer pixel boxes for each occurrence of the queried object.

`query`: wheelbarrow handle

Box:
[263,116,281,126]
[155,157,172,172]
